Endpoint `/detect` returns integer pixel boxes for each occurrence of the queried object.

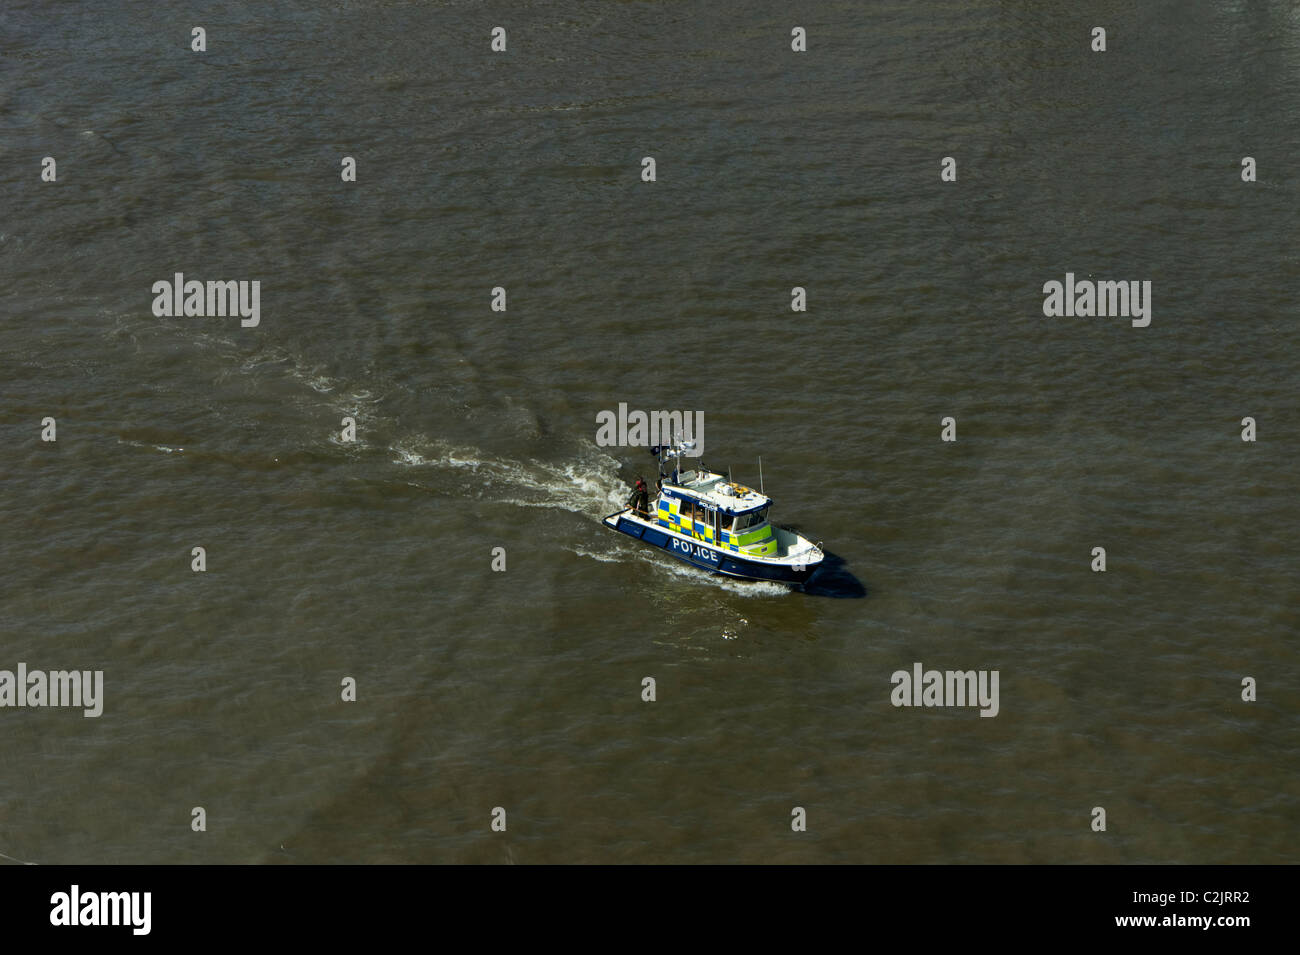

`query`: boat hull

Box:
[603,511,820,586]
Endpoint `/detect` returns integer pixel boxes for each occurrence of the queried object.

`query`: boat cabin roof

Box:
[661,468,772,515]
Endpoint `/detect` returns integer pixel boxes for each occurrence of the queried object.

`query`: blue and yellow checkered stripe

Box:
[656,499,776,555]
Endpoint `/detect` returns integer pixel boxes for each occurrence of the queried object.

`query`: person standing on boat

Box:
[630,476,650,516]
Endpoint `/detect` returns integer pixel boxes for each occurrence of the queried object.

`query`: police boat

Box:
[602,438,825,586]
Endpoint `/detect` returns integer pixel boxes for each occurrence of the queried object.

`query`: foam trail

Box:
[118,438,183,454]
[146,321,784,591]
[391,438,626,519]
[572,545,789,598]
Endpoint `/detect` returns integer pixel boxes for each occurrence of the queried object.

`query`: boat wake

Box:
[571,545,790,598]
[126,325,791,593]
[388,438,626,520]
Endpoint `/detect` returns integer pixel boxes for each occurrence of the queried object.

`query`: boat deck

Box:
[665,469,769,512]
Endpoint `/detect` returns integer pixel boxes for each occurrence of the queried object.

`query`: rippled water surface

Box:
[1,0,1297,863]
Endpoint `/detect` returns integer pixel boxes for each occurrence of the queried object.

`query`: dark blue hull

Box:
[603,511,820,586]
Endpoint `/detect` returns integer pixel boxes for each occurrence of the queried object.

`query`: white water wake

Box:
[132,328,786,594]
